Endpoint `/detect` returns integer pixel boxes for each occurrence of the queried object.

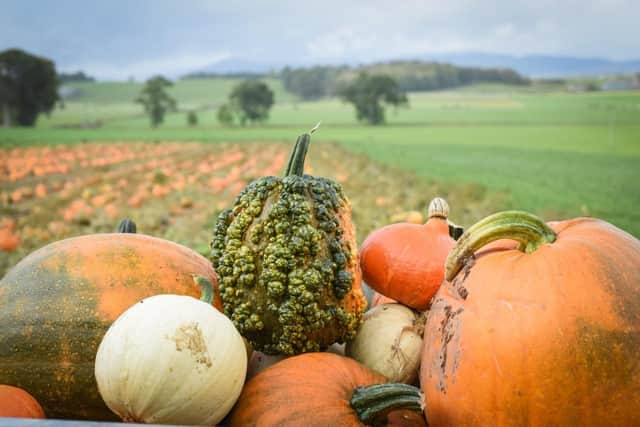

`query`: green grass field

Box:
[1,78,639,236]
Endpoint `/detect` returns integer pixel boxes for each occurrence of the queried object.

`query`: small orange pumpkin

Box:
[0,218,20,252]
[421,211,640,425]
[0,385,45,418]
[360,198,456,310]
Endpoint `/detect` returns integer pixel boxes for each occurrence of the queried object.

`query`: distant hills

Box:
[192,53,640,79]
[425,53,640,78]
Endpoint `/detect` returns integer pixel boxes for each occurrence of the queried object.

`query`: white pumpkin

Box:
[346,303,425,384]
[95,277,247,425]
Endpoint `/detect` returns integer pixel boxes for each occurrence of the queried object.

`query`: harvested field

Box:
[0,141,502,277]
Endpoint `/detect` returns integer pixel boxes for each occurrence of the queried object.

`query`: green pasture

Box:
[39,79,640,128]
[1,79,639,235]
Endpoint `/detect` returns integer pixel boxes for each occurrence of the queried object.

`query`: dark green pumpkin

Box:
[0,225,221,420]
[210,132,366,355]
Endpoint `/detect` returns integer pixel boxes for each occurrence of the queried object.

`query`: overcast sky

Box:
[1,0,638,80]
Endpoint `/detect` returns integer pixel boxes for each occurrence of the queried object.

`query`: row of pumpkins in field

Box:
[1,131,639,426]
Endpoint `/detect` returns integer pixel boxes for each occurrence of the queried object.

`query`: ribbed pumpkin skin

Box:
[0,233,221,421]
[421,218,640,426]
[0,385,46,418]
[229,352,387,426]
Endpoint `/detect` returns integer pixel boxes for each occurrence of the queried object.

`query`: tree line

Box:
[0,47,405,128]
[3,48,525,128]
[58,71,95,83]
[138,72,404,127]
[282,61,530,100]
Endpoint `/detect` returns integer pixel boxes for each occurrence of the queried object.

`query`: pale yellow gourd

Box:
[346,303,425,384]
[94,276,246,425]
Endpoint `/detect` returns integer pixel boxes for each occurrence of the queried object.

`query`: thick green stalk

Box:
[284,133,311,177]
[445,210,557,281]
[192,275,214,304]
[350,383,425,426]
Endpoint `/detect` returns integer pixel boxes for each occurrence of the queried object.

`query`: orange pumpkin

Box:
[0,218,20,252]
[229,353,425,426]
[421,211,640,426]
[0,385,45,419]
[0,225,221,421]
[360,198,455,310]
[385,410,428,427]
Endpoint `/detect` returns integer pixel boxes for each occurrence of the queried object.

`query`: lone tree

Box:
[221,80,274,126]
[0,48,59,127]
[339,72,408,125]
[187,110,198,127]
[136,75,177,127]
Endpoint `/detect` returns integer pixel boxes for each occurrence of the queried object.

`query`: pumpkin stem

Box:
[284,132,311,177]
[428,198,464,240]
[117,218,137,233]
[350,383,425,426]
[445,210,557,281]
[192,275,214,304]
[428,197,449,219]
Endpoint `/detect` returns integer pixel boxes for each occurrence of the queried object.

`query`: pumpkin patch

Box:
[0,134,638,425]
[0,141,474,279]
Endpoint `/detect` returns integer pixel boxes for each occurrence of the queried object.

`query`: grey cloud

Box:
[1,0,637,80]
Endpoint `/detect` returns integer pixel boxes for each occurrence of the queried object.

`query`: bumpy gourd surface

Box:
[211,174,365,355]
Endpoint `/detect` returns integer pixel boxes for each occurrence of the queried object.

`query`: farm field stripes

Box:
[0,140,504,278]
[0,142,279,276]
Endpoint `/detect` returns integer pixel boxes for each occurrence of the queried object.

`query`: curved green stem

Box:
[117,218,137,233]
[445,210,557,281]
[192,275,214,304]
[350,383,425,426]
[284,133,311,177]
